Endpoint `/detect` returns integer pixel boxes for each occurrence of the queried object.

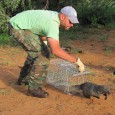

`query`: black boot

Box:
[17,78,29,85]
[17,57,34,85]
[27,87,49,98]
[17,65,31,85]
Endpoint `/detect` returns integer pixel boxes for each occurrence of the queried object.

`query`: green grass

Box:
[0,89,11,95]
[106,22,115,29]
[0,33,18,46]
[60,27,106,44]
[99,34,109,42]
[0,33,11,45]
[0,26,115,47]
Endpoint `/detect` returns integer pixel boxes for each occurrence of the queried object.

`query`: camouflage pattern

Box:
[10,28,50,89]
[17,55,34,85]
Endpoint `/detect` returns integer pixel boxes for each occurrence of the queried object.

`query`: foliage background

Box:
[0,0,115,33]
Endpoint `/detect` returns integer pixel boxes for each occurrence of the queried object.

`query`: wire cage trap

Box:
[46,58,93,94]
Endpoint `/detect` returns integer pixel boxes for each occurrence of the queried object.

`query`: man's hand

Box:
[75,58,85,73]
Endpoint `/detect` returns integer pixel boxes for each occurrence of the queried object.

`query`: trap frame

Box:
[46,58,93,94]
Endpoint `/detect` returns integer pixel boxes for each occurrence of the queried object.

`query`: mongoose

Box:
[70,82,110,99]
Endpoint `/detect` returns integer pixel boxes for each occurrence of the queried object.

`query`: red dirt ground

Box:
[0,29,115,115]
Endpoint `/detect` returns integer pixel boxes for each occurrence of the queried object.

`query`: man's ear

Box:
[59,13,65,21]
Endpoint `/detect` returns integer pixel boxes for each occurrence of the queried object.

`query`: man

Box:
[9,6,85,98]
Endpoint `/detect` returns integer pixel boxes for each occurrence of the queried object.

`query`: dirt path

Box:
[0,30,115,115]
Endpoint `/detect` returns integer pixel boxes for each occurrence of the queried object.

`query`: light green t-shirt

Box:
[10,10,60,40]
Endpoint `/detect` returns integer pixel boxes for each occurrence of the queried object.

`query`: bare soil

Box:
[0,29,115,115]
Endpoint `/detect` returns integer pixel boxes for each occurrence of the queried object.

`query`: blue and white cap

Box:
[60,6,79,24]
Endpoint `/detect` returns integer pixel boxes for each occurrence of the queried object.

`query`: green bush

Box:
[0,0,60,33]
[76,0,115,26]
[0,0,115,34]
[0,33,19,46]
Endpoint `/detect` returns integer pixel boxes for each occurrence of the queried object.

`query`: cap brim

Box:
[69,17,79,24]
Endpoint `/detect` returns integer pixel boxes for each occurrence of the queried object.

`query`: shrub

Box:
[76,0,115,26]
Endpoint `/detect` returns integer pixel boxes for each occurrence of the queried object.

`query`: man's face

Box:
[61,16,74,30]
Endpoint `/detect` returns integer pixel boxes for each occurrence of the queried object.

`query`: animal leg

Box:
[93,94,100,99]
[103,93,107,100]
[83,92,91,98]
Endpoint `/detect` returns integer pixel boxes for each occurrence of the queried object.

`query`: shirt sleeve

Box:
[45,21,59,40]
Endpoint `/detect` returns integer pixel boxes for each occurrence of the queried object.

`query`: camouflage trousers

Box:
[10,26,50,89]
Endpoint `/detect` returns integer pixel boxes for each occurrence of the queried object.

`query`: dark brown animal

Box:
[70,82,110,100]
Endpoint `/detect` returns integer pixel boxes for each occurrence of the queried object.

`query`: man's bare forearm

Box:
[52,48,77,63]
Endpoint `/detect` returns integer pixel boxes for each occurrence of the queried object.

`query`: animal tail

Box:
[69,85,81,95]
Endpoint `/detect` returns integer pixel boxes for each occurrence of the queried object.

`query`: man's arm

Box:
[41,36,48,45]
[42,36,47,41]
[48,38,85,72]
[48,38,76,63]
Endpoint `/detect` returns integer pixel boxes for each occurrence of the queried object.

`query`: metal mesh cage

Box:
[46,58,92,94]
